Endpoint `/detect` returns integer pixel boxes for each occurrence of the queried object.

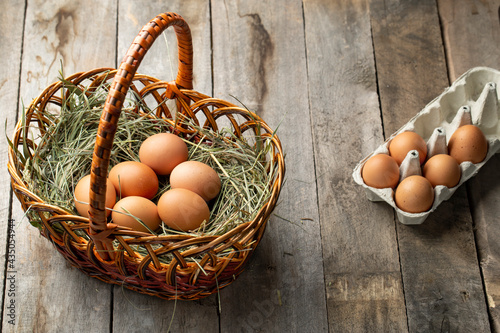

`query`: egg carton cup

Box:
[353,67,500,225]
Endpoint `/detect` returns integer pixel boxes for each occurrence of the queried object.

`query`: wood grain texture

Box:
[117,0,212,89]
[3,0,118,331]
[211,0,328,331]
[370,0,450,134]
[113,288,218,333]
[0,0,26,324]
[371,0,490,331]
[304,0,407,331]
[111,2,219,332]
[438,0,500,81]
[437,0,500,330]
[2,0,500,331]
[469,155,500,332]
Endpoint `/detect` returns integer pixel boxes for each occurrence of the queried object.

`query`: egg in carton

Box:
[352,67,500,225]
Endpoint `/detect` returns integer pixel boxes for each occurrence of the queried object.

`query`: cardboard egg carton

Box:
[352,67,500,225]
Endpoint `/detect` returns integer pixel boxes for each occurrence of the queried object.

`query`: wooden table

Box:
[1,0,499,332]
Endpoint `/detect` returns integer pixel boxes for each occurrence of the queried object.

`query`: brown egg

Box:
[395,175,434,213]
[389,131,427,165]
[361,154,400,189]
[74,175,116,217]
[170,161,221,201]
[157,188,210,232]
[423,154,461,188]
[109,161,158,199]
[112,196,161,233]
[448,124,488,164]
[139,133,189,175]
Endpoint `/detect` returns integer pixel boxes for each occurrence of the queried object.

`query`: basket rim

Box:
[7,66,285,250]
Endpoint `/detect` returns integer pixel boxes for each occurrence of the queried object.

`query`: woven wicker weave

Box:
[7,12,284,300]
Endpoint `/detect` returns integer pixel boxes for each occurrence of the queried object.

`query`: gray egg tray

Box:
[353,67,500,225]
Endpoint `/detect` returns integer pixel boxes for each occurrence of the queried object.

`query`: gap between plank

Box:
[300,0,331,326]
[1,0,28,328]
[367,10,411,333]
[434,1,493,328]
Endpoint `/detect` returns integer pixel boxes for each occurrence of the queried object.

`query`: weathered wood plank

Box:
[468,155,500,331]
[438,0,500,81]
[0,0,26,326]
[304,0,408,331]
[371,0,490,331]
[437,0,500,330]
[2,1,496,331]
[117,0,213,88]
[211,0,329,331]
[111,2,219,332]
[3,0,118,331]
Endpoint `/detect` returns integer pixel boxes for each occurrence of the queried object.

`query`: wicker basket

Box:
[7,12,284,300]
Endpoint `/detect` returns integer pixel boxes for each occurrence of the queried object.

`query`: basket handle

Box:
[88,12,193,260]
